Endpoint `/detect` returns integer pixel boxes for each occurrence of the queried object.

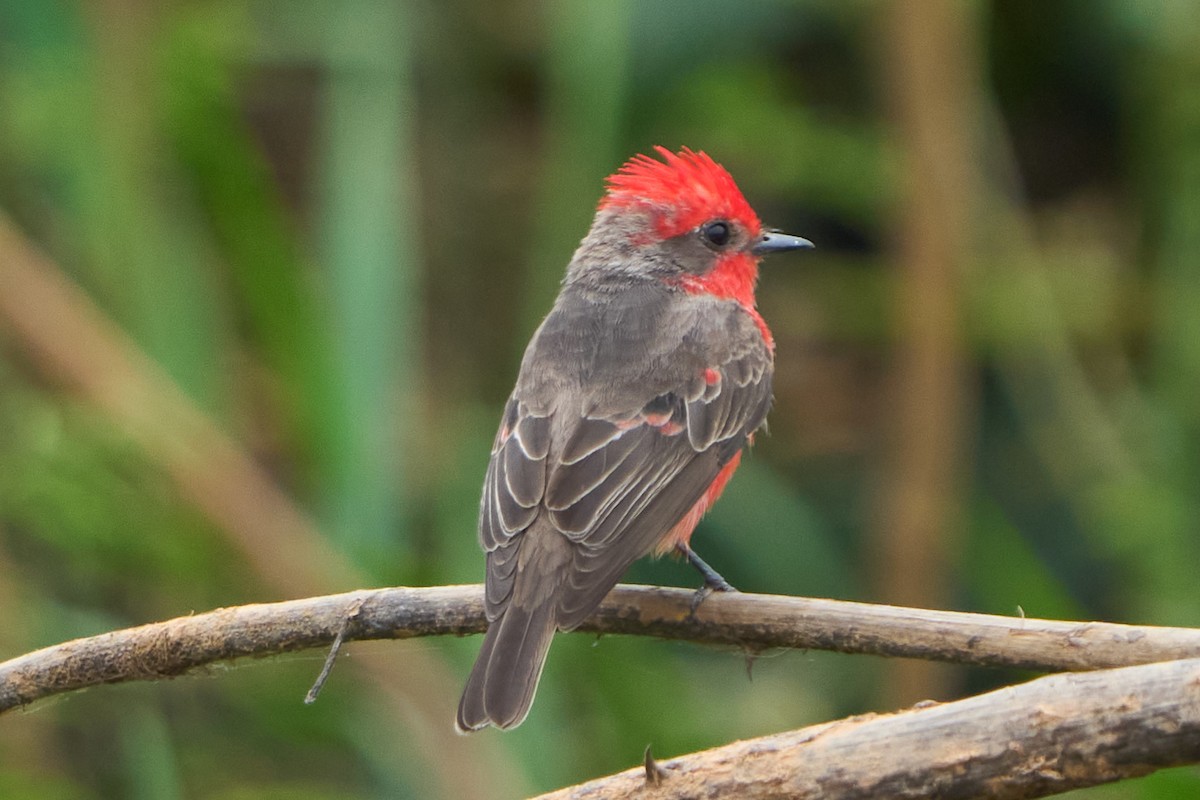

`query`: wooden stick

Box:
[3,583,1200,713]
[533,656,1200,799]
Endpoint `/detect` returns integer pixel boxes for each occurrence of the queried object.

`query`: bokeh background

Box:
[1,1,1199,797]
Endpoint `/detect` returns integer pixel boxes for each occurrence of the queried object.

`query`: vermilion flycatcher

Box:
[457,147,812,731]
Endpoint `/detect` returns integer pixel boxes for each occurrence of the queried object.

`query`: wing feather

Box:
[484,542,521,618]
[479,461,503,550]
[479,290,774,634]
[545,425,645,514]
[560,417,627,464]
[555,452,724,628]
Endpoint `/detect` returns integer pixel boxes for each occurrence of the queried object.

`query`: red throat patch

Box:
[601,147,773,347]
[677,252,774,349]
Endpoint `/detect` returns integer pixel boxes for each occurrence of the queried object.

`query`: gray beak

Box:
[751,231,815,256]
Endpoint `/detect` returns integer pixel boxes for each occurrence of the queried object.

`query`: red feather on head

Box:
[600,146,762,240]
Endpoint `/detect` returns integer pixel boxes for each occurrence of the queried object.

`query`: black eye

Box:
[701,220,731,247]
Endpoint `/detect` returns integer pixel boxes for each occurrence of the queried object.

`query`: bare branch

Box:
[3,583,1200,713]
[533,657,1200,799]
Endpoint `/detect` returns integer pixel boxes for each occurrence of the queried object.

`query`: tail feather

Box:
[456,596,557,732]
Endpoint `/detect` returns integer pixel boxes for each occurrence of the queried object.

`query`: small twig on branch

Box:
[2,584,1200,714]
[304,596,367,704]
[533,656,1200,800]
[644,746,667,787]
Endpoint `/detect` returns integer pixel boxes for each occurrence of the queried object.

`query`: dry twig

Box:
[3,583,1200,713]
[533,656,1200,799]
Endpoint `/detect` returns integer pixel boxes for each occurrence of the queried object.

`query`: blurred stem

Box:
[82,0,229,415]
[522,0,632,336]
[970,19,1193,624]
[163,6,339,495]
[120,703,183,800]
[1122,5,1200,623]
[1145,10,1200,425]
[0,215,521,800]
[873,0,980,706]
[315,2,419,566]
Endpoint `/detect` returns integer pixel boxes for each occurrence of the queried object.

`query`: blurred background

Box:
[1,0,1198,797]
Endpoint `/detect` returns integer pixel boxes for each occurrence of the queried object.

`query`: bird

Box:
[456,146,812,732]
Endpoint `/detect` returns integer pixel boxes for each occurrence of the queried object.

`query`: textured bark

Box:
[3,583,1200,713]
[534,657,1200,799]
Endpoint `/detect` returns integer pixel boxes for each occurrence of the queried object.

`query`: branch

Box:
[3,584,1200,713]
[533,656,1200,799]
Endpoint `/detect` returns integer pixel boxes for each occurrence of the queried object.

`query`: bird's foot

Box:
[677,544,737,613]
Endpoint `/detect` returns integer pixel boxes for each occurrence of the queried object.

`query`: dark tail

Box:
[456,594,558,732]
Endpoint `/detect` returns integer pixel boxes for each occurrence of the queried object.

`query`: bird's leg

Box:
[677,543,736,612]
[681,545,735,591]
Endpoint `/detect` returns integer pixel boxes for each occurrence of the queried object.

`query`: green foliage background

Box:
[1,1,1198,797]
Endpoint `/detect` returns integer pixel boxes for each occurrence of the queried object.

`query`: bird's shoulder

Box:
[515,278,770,415]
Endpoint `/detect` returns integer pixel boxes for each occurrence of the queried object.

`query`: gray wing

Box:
[479,298,772,628]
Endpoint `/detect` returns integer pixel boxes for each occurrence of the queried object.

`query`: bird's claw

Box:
[689,579,738,614]
[689,584,714,614]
